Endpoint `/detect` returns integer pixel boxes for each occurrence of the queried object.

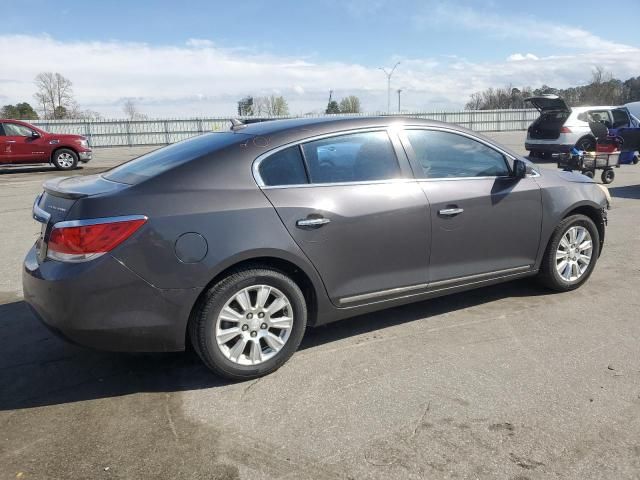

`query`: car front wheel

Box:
[538,214,600,291]
[189,267,307,379]
[52,149,78,170]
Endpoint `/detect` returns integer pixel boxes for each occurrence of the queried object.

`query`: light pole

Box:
[397,89,402,112]
[379,62,400,113]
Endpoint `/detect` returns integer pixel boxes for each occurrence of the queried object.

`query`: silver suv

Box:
[525,95,639,157]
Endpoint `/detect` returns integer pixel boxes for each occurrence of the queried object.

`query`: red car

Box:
[0,119,92,170]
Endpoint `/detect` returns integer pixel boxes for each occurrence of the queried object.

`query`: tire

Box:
[575,137,596,152]
[189,267,307,380]
[583,170,594,179]
[632,155,639,165]
[538,214,600,292]
[52,148,78,170]
[601,168,615,184]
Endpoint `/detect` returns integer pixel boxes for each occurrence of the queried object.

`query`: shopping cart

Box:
[554,121,622,184]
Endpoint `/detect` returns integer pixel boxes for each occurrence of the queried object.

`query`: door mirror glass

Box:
[512,159,527,178]
[31,131,40,139]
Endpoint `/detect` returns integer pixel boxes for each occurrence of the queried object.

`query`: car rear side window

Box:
[405,129,510,179]
[301,131,401,184]
[104,132,243,185]
[259,146,308,186]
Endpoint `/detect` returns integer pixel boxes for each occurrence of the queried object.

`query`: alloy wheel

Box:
[555,226,593,282]
[57,152,74,168]
[215,285,294,365]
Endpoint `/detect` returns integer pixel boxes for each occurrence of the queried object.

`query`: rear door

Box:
[611,108,631,129]
[257,129,431,306]
[401,128,542,284]
[1,122,48,163]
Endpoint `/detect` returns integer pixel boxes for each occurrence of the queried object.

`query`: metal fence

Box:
[31,109,538,148]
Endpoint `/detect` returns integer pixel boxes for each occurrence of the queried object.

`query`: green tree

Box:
[339,96,361,113]
[1,102,39,120]
[325,100,340,114]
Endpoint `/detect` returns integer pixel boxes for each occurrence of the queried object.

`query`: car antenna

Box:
[230,118,246,131]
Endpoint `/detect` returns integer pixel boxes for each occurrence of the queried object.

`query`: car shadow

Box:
[0,165,85,175]
[0,279,551,411]
[608,184,640,200]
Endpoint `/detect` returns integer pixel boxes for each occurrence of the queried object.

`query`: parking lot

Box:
[1,131,639,479]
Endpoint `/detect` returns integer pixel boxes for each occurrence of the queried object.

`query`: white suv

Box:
[524,95,639,158]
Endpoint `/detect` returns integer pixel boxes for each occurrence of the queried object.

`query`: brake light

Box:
[560,126,572,133]
[47,216,146,262]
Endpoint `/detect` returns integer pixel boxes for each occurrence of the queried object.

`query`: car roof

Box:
[570,106,622,113]
[234,115,447,135]
[225,115,523,160]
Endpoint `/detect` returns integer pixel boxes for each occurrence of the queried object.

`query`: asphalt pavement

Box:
[1,132,639,479]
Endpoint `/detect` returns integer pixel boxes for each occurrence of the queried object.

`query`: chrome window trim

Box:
[261,178,415,190]
[252,126,399,188]
[53,214,148,229]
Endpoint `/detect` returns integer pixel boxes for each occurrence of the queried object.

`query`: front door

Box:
[257,130,431,306]
[401,128,542,284]
[1,123,48,163]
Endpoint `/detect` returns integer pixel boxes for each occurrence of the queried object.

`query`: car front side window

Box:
[405,129,510,179]
[301,131,401,184]
[3,123,34,137]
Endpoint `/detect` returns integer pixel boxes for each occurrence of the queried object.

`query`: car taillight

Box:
[560,126,572,133]
[47,216,147,262]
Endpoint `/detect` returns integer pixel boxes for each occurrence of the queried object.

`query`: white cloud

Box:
[0,31,637,117]
[507,53,539,62]
[415,4,634,52]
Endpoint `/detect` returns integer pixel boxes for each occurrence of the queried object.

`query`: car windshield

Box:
[103,132,245,185]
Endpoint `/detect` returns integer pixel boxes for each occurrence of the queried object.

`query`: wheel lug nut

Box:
[258,312,265,318]
[246,313,253,319]
[241,324,249,331]
[261,323,267,329]
[250,331,257,337]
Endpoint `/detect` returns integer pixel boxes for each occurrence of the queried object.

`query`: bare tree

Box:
[34,72,75,119]
[339,96,361,113]
[123,99,147,120]
[253,95,289,116]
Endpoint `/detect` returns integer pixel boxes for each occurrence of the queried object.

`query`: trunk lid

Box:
[43,174,127,199]
[525,95,571,113]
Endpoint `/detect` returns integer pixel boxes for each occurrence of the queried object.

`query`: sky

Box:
[1,0,639,117]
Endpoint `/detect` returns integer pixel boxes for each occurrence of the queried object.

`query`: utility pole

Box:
[379,62,400,113]
[397,89,402,112]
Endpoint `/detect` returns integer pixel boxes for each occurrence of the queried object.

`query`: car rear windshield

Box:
[103,132,244,185]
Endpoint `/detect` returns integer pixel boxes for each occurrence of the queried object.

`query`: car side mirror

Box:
[31,131,40,139]
[512,158,527,178]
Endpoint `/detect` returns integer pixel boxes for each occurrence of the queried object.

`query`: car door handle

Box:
[296,217,331,229]
[438,207,464,216]
[5,140,16,143]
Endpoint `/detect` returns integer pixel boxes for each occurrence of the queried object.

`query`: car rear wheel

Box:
[52,149,78,170]
[189,267,307,380]
[538,214,600,291]
[575,137,596,152]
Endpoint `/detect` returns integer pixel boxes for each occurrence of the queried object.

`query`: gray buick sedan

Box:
[23,117,608,379]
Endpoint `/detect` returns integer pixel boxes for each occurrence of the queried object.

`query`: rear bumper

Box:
[525,142,574,153]
[22,245,199,352]
[78,150,92,162]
